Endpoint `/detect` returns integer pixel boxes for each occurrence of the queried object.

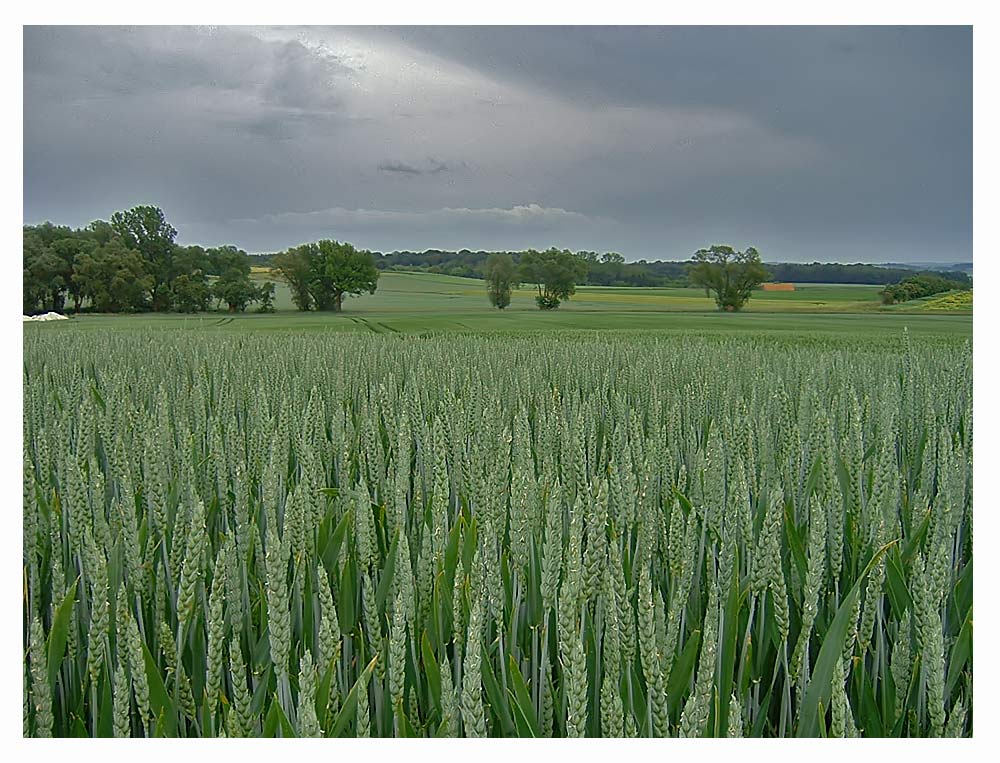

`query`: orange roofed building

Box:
[761,282,795,291]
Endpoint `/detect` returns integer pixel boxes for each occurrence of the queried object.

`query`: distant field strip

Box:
[247,272,893,314]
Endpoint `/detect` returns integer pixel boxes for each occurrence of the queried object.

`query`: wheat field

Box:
[22,330,972,737]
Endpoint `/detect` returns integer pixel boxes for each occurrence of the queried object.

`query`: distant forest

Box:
[249,249,972,288]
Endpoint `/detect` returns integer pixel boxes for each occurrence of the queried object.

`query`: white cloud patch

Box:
[235,203,601,230]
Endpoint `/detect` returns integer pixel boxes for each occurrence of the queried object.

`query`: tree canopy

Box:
[110,205,178,310]
[208,245,267,312]
[23,230,70,314]
[519,248,589,309]
[880,274,970,305]
[71,240,153,313]
[271,240,379,312]
[688,245,771,311]
[23,205,271,315]
[484,252,519,309]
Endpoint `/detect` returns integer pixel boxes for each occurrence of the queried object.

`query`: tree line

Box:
[23,206,275,315]
[23,205,383,316]
[485,245,771,311]
[485,244,977,313]
[880,273,971,305]
[25,204,971,316]
[285,248,971,287]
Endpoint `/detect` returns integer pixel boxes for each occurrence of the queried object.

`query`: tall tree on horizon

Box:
[272,240,379,312]
[518,247,588,309]
[484,252,519,309]
[110,205,178,310]
[688,245,770,311]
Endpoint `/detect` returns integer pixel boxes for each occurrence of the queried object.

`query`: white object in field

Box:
[24,312,69,321]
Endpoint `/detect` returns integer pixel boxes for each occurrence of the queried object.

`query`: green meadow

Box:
[26,271,971,338]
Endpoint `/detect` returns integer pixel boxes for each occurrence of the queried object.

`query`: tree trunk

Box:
[334,292,343,312]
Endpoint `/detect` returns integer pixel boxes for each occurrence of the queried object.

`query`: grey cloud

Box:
[208,203,610,253]
[378,161,426,174]
[24,26,355,123]
[260,39,348,112]
[377,157,455,175]
[23,26,970,262]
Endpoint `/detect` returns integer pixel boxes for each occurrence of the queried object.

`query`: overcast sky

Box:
[24,25,971,262]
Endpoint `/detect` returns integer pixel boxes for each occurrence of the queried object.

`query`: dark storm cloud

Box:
[372,26,971,255]
[378,158,452,175]
[23,26,971,261]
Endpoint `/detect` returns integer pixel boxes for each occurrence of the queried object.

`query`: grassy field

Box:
[25,271,972,338]
[250,271,888,314]
[882,290,973,314]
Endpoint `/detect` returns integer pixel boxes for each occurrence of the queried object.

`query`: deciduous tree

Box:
[23,231,66,314]
[72,240,152,312]
[110,205,178,310]
[50,236,95,311]
[688,245,770,311]
[272,240,379,311]
[209,246,260,312]
[256,281,276,313]
[484,252,519,309]
[519,247,588,309]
